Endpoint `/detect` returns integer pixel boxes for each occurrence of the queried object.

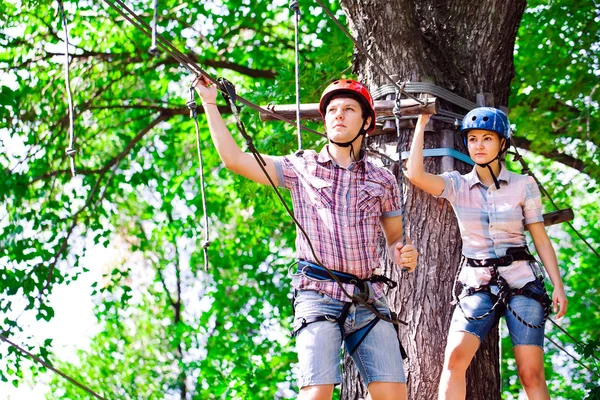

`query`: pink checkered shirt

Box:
[274,145,402,302]
[438,164,544,289]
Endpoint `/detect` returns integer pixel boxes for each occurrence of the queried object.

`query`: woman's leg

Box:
[513,346,549,400]
[506,280,550,399]
[438,331,480,400]
[439,290,498,400]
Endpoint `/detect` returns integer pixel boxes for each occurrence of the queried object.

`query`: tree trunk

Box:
[338,1,526,399]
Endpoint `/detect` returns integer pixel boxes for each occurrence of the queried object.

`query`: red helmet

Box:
[318,79,376,134]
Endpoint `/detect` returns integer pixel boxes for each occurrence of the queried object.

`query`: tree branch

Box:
[512,137,586,174]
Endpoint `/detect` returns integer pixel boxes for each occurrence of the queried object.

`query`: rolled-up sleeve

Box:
[273,156,297,189]
[437,171,459,203]
[381,171,402,218]
[523,176,544,225]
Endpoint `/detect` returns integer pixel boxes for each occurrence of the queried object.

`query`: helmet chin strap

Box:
[328,118,368,148]
[475,141,508,189]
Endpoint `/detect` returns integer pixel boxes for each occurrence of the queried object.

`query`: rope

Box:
[545,334,599,377]
[217,78,406,326]
[102,0,324,139]
[289,0,303,154]
[148,0,159,56]
[392,93,406,247]
[0,333,107,399]
[511,147,600,260]
[312,0,425,106]
[186,87,210,271]
[57,0,77,176]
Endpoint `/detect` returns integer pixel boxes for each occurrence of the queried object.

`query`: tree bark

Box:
[338,1,526,399]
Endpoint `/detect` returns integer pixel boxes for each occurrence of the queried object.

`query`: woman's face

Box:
[466,129,504,164]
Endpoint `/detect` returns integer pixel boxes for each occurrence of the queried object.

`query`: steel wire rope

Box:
[510,147,600,260]
[548,318,600,363]
[102,0,408,326]
[290,0,303,153]
[58,0,77,176]
[0,334,107,399]
[187,87,210,271]
[544,333,599,377]
[104,0,324,139]
[312,0,425,106]
[148,0,159,55]
[218,80,407,326]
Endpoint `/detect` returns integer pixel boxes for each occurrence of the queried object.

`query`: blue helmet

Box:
[460,107,511,150]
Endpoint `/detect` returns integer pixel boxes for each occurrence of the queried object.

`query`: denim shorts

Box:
[293,289,405,389]
[449,279,548,348]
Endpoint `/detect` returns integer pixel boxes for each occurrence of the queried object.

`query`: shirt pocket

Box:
[352,184,383,226]
[300,176,333,209]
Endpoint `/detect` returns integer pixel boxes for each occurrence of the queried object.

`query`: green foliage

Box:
[0,0,349,398]
[500,2,600,397]
[0,0,598,398]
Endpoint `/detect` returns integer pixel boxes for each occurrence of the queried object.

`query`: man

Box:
[194,77,417,400]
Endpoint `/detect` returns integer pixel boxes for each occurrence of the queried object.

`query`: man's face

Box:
[324,97,370,143]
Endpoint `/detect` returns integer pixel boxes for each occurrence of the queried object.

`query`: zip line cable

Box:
[58,0,77,176]
[0,334,106,400]
[545,333,599,377]
[290,0,303,154]
[101,0,408,326]
[312,0,425,106]
[103,0,325,139]
[548,318,600,363]
[148,0,159,56]
[511,147,600,260]
[187,86,210,271]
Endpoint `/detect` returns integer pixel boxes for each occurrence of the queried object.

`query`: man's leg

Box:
[350,296,407,400]
[294,290,344,400]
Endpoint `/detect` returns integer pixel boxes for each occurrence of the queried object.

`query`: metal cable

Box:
[545,334,598,377]
[548,318,600,363]
[290,0,303,153]
[0,333,106,399]
[371,83,477,112]
[148,0,159,56]
[187,87,210,271]
[312,0,425,106]
[103,0,324,138]
[511,147,600,260]
[58,0,77,176]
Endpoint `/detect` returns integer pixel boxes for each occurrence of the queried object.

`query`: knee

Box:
[443,346,473,373]
[518,367,546,389]
[298,385,334,400]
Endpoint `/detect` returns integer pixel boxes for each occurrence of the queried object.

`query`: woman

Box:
[406,109,568,399]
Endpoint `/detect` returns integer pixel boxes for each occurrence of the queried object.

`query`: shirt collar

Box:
[466,163,510,188]
[317,145,367,170]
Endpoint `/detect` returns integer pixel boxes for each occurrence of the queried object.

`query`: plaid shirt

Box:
[274,145,402,302]
[438,164,544,288]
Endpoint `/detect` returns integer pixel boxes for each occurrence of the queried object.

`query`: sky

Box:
[0,245,106,399]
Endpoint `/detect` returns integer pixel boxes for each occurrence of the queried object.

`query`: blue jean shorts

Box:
[293,289,405,389]
[449,279,548,348]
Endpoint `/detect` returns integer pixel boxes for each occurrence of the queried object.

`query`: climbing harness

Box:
[58,0,77,176]
[148,0,159,56]
[289,0,303,155]
[186,85,210,271]
[292,260,407,358]
[214,78,406,328]
[453,247,552,329]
